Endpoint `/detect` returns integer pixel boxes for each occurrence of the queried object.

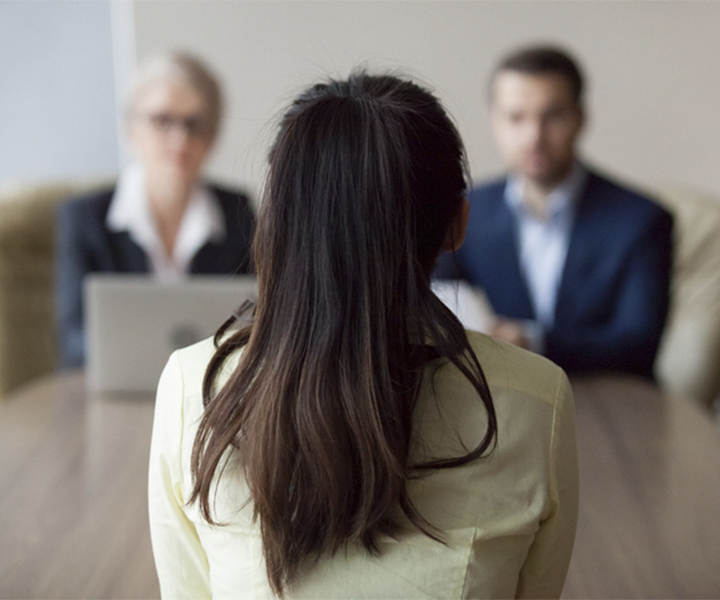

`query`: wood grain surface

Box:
[0,372,159,599]
[0,371,718,599]
[563,375,720,599]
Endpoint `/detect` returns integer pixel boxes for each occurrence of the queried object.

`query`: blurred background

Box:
[2,0,719,203]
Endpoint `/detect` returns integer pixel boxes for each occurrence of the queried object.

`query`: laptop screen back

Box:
[85,274,257,393]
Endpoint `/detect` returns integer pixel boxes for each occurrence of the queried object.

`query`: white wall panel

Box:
[132,1,720,202]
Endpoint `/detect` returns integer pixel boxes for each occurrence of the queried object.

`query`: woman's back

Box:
[148,70,577,598]
[150,330,576,599]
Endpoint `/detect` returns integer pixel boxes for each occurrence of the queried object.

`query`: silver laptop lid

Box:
[85,274,257,393]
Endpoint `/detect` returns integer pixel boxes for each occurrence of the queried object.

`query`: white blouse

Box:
[149,331,578,599]
[106,163,225,280]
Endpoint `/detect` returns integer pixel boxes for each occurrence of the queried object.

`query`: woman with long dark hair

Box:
[149,71,578,599]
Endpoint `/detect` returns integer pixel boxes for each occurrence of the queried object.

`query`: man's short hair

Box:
[491,44,585,105]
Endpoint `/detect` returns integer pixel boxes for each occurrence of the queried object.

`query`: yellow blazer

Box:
[149,331,578,599]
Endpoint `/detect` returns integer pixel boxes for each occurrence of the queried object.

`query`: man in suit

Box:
[438,45,673,378]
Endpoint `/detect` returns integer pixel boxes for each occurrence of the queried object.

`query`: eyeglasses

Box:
[139,112,209,138]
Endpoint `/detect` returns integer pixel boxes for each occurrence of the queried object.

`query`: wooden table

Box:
[563,375,720,599]
[0,371,719,599]
[0,372,159,599]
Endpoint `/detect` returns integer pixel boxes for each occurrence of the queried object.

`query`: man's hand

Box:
[489,317,531,349]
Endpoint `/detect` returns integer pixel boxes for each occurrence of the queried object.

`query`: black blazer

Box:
[56,184,256,368]
[437,168,673,379]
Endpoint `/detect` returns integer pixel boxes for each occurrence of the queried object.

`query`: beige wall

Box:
[132,0,720,204]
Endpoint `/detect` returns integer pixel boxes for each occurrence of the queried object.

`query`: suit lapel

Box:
[556,172,600,320]
[191,241,221,273]
[493,199,535,317]
[470,183,535,319]
[109,231,149,272]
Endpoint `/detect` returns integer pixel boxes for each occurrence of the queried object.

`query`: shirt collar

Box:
[505,162,587,222]
[106,163,226,275]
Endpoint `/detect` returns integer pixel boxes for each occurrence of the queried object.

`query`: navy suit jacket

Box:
[437,169,673,379]
[56,184,256,368]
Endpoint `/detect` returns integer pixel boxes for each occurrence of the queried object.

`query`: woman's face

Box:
[128,79,214,189]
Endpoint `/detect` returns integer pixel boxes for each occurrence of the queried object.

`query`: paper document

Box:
[431,280,495,334]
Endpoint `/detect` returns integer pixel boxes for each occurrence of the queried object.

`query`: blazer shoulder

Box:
[207,182,253,209]
[468,176,507,202]
[58,187,115,224]
[582,169,673,233]
[465,330,569,407]
[585,170,671,218]
[206,182,256,234]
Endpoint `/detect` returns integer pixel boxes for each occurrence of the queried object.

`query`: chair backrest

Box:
[653,185,720,409]
[0,180,111,396]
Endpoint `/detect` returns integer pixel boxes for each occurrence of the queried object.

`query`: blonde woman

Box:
[56,52,255,368]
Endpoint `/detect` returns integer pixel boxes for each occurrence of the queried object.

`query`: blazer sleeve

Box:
[516,372,579,599]
[55,200,92,368]
[545,206,673,377]
[148,352,212,599]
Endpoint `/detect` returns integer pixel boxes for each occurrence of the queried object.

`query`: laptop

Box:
[84,274,257,393]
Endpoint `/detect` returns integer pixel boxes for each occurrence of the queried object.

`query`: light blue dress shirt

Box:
[504,163,588,350]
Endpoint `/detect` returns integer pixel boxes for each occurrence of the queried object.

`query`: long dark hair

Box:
[190,71,497,597]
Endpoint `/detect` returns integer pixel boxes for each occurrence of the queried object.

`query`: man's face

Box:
[490,71,584,188]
